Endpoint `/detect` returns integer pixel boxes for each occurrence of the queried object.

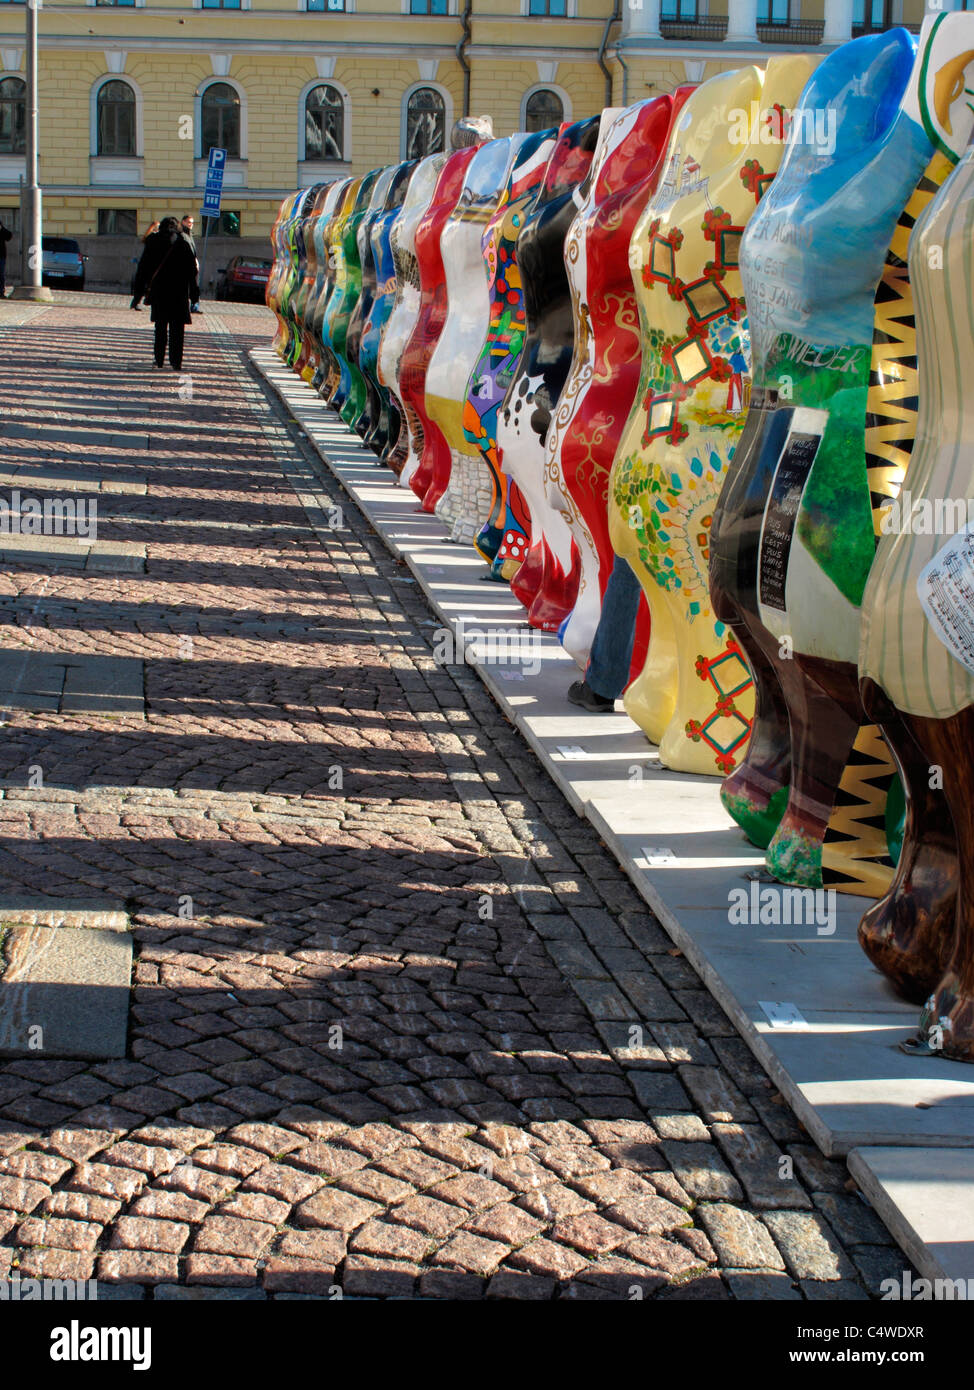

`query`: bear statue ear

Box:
[451,115,494,150]
[789,29,915,169]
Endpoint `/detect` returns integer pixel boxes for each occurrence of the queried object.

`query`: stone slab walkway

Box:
[0,293,905,1300]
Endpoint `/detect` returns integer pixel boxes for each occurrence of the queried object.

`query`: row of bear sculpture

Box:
[267,11,974,1062]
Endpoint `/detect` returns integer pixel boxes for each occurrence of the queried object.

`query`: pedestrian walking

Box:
[181,214,202,313]
[566,554,642,712]
[180,214,196,252]
[0,218,12,299]
[132,216,199,371]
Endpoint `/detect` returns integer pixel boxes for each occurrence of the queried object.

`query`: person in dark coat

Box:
[181,215,201,313]
[180,214,196,253]
[133,216,199,370]
[0,219,12,299]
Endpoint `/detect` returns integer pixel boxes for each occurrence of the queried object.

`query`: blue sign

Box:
[202,147,226,217]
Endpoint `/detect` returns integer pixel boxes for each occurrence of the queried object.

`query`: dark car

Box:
[215,256,272,303]
[42,236,86,290]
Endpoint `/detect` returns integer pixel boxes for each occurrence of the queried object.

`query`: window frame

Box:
[197,78,245,161]
[92,76,141,159]
[0,75,26,157]
[519,82,571,132]
[400,81,451,161]
[97,208,138,236]
[756,0,791,23]
[301,80,347,163]
[298,77,350,164]
[852,0,894,32]
[200,209,241,237]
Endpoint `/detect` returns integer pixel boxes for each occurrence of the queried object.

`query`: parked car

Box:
[213,261,272,307]
[41,236,86,290]
[215,257,272,303]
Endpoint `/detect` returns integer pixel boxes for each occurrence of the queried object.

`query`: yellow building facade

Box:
[0,0,930,283]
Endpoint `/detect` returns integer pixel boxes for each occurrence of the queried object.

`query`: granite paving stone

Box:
[761,1210,859,1283]
[695,1203,787,1271]
[711,1123,813,1211]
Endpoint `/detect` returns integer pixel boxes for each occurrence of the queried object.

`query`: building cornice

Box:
[467,42,599,58]
[0,23,833,60]
[0,31,461,57]
[0,183,291,197]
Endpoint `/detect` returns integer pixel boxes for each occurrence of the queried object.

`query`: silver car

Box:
[42,236,86,290]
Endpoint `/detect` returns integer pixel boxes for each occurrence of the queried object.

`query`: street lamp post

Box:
[12,0,53,301]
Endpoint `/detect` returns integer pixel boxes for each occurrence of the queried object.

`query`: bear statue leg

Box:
[897,707,974,1060]
[763,653,862,889]
[712,594,792,850]
[856,679,958,1003]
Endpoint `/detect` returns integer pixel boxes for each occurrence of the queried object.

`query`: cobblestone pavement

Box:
[0,295,907,1301]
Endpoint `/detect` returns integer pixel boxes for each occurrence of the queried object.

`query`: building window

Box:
[524,88,563,132]
[0,77,25,155]
[404,86,445,159]
[306,0,346,8]
[201,0,242,8]
[95,0,137,7]
[528,0,566,13]
[757,0,790,20]
[661,0,697,16]
[97,209,138,235]
[304,83,344,160]
[0,206,20,233]
[201,82,241,159]
[201,209,240,236]
[409,0,448,13]
[96,79,137,157]
[853,0,893,29]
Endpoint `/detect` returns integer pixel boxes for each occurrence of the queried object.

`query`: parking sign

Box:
[202,147,226,218]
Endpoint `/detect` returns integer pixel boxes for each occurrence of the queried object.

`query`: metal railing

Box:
[657,13,918,44]
[756,19,824,42]
[660,15,728,39]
